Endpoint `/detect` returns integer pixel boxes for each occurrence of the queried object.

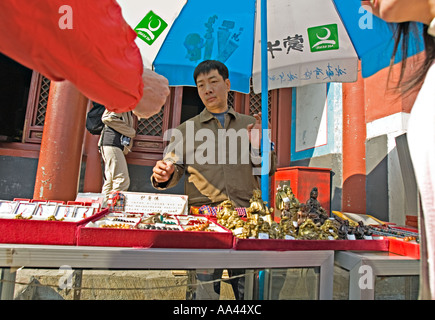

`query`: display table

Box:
[334,251,420,300]
[0,244,334,300]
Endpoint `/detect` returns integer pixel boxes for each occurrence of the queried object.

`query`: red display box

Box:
[76,214,234,249]
[271,166,331,219]
[0,208,108,246]
[233,238,390,251]
[389,238,420,259]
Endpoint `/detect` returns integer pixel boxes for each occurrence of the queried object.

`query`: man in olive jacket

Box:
[151,60,276,208]
[151,60,276,300]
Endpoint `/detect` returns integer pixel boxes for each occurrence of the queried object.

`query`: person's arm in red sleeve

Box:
[0,0,169,117]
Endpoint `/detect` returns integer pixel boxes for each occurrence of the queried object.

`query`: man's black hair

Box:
[193,60,229,84]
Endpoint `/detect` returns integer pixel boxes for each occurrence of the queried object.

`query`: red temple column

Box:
[33,80,88,201]
[275,88,292,168]
[342,69,367,214]
[83,130,103,193]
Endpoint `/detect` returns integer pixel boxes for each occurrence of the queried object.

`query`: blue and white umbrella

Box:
[333,0,425,78]
[118,0,424,203]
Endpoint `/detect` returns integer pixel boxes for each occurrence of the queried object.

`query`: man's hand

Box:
[152,160,175,183]
[133,69,170,119]
[247,112,262,149]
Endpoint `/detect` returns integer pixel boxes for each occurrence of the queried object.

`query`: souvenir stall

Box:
[0,167,420,300]
[0,0,424,302]
[0,190,335,300]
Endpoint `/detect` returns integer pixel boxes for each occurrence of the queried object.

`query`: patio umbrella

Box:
[118,0,424,204]
[116,0,187,70]
[333,0,425,78]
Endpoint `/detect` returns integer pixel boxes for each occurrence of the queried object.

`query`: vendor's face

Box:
[196,69,231,113]
[361,0,432,24]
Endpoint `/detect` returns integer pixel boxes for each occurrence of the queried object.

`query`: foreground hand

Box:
[133,69,170,119]
[430,0,435,20]
[152,160,175,183]
[361,0,433,24]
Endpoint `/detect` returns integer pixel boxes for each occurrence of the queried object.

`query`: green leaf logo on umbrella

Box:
[134,11,168,45]
[308,24,339,52]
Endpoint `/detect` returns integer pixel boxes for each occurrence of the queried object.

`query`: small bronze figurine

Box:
[305,187,329,225]
[298,218,320,240]
[338,219,350,240]
[297,203,308,226]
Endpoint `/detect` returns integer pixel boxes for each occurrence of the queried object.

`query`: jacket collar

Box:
[199,107,238,123]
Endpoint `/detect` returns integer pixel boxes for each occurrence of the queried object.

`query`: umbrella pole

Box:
[260,0,270,205]
[259,0,269,300]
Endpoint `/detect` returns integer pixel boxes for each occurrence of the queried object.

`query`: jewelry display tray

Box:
[0,199,107,245]
[76,213,234,249]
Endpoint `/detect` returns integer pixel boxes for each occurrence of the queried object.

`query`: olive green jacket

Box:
[152,107,276,208]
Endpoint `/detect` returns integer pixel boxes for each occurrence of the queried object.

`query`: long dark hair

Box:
[392,23,435,93]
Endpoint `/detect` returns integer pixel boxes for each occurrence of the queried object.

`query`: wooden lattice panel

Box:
[136,107,164,137]
[228,91,235,109]
[22,73,50,143]
[249,90,271,118]
[34,76,50,126]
